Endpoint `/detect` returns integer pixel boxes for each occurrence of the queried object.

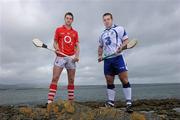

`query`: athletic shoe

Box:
[105,100,115,108]
[40,103,48,108]
[126,104,133,113]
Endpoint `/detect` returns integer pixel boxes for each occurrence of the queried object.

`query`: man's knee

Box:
[107,80,114,85]
[119,72,128,84]
[120,78,129,84]
[105,75,114,84]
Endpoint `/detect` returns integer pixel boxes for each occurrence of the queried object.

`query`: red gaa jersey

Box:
[54,25,79,56]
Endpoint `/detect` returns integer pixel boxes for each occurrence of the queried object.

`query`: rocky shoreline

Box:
[0,98,179,120]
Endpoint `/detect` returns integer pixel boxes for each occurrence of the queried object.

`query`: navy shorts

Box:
[104,55,128,76]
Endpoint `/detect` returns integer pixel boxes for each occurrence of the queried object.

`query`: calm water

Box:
[0,84,179,105]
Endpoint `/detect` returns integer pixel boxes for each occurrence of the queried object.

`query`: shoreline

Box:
[80,98,180,118]
[0,98,179,106]
[0,98,179,119]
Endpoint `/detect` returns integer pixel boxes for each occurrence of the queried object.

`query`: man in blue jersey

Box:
[98,13,133,113]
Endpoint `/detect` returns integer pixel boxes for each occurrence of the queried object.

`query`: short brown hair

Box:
[103,13,113,19]
[64,12,74,19]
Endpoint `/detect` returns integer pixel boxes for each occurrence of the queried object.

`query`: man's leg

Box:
[47,65,63,103]
[118,71,133,112]
[118,71,132,105]
[105,75,115,107]
[67,69,75,102]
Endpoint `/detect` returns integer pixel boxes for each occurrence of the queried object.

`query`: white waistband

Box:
[106,53,123,59]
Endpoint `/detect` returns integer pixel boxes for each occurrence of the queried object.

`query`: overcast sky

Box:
[0,0,180,86]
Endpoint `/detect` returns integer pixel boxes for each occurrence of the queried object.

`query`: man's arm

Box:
[98,45,103,62]
[121,38,129,48]
[72,42,80,62]
[117,38,129,53]
[53,40,62,56]
[73,32,80,62]
[75,43,80,59]
[53,40,59,50]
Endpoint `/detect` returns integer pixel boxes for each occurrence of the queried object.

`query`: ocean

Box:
[0,83,179,105]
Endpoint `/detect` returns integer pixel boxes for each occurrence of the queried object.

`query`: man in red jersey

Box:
[47,12,79,104]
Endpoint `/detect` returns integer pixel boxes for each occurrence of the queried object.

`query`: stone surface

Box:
[17,99,147,120]
[173,108,180,113]
[0,99,180,120]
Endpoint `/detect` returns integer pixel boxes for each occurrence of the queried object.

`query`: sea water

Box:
[0,83,179,105]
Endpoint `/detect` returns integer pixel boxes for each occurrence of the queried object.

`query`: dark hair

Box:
[103,13,113,19]
[64,12,74,19]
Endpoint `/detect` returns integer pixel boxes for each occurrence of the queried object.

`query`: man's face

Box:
[103,15,113,28]
[64,15,73,26]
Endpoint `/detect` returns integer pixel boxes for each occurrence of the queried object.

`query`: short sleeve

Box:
[54,28,58,41]
[122,28,128,41]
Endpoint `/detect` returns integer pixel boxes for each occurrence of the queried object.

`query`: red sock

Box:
[48,83,57,103]
[67,85,74,100]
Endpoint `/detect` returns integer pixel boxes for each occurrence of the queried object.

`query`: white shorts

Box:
[54,56,76,69]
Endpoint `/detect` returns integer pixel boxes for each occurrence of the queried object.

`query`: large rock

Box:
[16,99,158,120]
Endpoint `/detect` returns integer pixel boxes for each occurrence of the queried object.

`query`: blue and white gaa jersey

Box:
[99,24,128,57]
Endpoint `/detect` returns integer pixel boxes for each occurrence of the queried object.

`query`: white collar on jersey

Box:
[104,24,118,31]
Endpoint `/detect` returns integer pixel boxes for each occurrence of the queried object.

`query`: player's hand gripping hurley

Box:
[99,39,138,62]
[32,38,73,58]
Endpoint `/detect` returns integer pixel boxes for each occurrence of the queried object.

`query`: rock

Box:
[173,107,180,113]
[157,114,167,119]
[130,112,146,120]
[1,98,179,120]
[16,99,149,120]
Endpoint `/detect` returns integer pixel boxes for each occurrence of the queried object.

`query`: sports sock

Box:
[67,84,75,100]
[122,82,132,105]
[107,84,115,105]
[47,83,57,103]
